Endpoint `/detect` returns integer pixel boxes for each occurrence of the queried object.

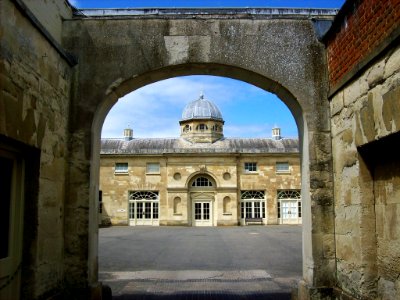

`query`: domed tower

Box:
[180,93,225,143]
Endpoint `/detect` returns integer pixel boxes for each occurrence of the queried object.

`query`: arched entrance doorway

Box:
[189,175,217,226]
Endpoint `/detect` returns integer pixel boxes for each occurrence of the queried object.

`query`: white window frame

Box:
[191,176,213,187]
[240,190,266,220]
[277,189,301,221]
[146,163,160,174]
[276,162,290,173]
[244,162,257,173]
[128,191,160,224]
[114,162,128,174]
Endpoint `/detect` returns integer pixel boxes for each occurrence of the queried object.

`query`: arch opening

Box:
[91,63,312,297]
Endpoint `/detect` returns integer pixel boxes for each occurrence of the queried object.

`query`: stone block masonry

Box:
[0,0,73,298]
[329,22,400,300]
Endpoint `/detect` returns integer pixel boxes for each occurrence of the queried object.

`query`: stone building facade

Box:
[100,95,301,227]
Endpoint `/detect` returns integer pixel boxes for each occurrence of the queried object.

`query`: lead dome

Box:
[181,93,223,122]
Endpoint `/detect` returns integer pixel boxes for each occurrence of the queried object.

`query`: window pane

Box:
[153,203,159,219]
[144,202,151,218]
[298,201,302,217]
[129,202,135,219]
[129,191,159,201]
[277,202,281,218]
[192,177,212,187]
[203,203,210,220]
[244,162,257,172]
[262,202,265,218]
[254,202,261,218]
[147,163,160,173]
[115,162,128,173]
[241,190,265,199]
[276,162,289,172]
[277,190,301,200]
[195,203,201,220]
[246,202,252,218]
[136,202,143,219]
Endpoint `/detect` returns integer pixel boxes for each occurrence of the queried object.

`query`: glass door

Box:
[281,200,298,224]
[129,201,159,226]
[193,201,212,226]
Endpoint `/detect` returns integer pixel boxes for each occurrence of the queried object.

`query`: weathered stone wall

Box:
[0,0,73,298]
[325,1,400,298]
[330,41,400,299]
[22,0,72,45]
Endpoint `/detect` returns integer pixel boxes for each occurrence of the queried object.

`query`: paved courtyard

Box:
[99,225,302,299]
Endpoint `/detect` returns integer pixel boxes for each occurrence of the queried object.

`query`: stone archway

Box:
[63,15,334,297]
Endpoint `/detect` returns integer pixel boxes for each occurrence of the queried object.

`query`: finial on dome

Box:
[199,91,204,99]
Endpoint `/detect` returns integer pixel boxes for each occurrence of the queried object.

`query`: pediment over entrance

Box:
[190,192,215,200]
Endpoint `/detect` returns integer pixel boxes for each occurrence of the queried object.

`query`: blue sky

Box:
[78,0,345,139]
[102,76,298,139]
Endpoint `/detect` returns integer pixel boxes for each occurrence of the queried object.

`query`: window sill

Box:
[114,172,129,175]
[223,213,232,216]
[146,172,161,175]
[276,171,291,175]
[243,172,259,175]
[173,213,182,216]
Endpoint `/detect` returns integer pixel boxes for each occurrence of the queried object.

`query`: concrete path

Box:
[99,226,302,299]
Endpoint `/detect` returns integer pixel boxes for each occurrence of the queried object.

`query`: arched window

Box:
[183,124,191,132]
[196,124,208,131]
[192,176,213,187]
[277,190,301,200]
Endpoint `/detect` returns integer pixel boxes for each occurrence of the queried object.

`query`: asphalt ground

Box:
[99,225,302,299]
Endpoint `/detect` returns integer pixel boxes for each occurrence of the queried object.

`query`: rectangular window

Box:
[276,162,289,173]
[146,163,160,174]
[244,162,257,172]
[115,162,128,173]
